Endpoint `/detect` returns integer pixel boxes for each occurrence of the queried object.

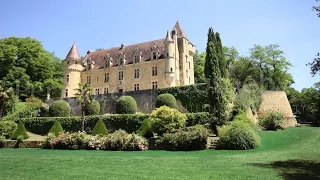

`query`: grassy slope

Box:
[0,126,319,180]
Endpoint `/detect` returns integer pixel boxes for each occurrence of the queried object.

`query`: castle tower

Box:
[62,43,83,98]
[164,30,177,86]
[172,21,196,85]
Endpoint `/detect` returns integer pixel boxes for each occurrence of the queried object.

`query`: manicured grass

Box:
[0,126,319,180]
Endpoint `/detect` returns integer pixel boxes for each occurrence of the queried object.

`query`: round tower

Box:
[164,30,176,86]
[62,43,83,98]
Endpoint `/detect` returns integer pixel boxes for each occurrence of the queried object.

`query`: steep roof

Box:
[85,39,165,69]
[65,43,81,61]
[172,21,189,40]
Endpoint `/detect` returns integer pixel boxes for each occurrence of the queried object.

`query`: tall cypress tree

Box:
[205,27,230,127]
[215,32,227,78]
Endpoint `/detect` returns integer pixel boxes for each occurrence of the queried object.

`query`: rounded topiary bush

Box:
[49,100,71,117]
[218,117,260,150]
[85,100,100,116]
[116,96,137,114]
[92,119,108,135]
[11,122,29,140]
[155,93,177,108]
[48,120,64,136]
[258,111,284,130]
[138,119,154,138]
[150,106,186,136]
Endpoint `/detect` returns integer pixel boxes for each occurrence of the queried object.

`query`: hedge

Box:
[157,83,208,113]
[155,93,177,108]
[14,113,217,135]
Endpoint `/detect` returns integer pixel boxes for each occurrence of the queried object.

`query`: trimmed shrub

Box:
[138,119,154,138]
[149,106,187,136]
[155,93,177,108]
[14,113,218,135]
[49,100,70,117]
[258,111,284,130]
[15,114,149,135]
[92,119,108,135]
[158,125,209,151]
[11,122,29,140]
[85,100,100,116]
[48,120,64,136]
[116,96,137,114]
[0,121,17,139]
[218,119,260,150]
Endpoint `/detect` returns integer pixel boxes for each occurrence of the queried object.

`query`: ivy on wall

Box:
[157,84,209,113]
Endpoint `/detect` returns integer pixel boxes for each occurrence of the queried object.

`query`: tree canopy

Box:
[0,37,63,100]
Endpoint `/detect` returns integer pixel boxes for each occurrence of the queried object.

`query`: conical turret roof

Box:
[65,42,81,61]
[165,30,173,42]
[172,20,189,40]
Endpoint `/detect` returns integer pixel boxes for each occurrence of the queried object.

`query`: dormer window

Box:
[119,58,124,66]
[134,55,140,63]
[153,52,157,60]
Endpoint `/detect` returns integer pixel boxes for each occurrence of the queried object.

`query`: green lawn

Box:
[0,126,319,180]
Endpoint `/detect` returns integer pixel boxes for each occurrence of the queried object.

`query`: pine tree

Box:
[11,122,29,140]
[48,120,64,136]
[92,119,108,136]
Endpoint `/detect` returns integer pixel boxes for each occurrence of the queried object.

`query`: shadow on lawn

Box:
[249,160,320,180]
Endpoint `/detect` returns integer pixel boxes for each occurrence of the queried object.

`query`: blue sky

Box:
[1,0,319,90]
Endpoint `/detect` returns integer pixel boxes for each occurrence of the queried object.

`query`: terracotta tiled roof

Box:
[65,43,81,61]
[86,39,165,69]
[172,21,189,40]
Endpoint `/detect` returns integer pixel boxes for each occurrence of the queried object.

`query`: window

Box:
[96,77,99,82]
[186,55,188,63]
[75,62,78,64]
[167,52,169,57]
[119,58,124,65]
[189,61,191,69]
[134,55,140,63]
[106,61,110,68]
[134,84,140,91]
[104,87,109,94]
[65,89,68,97]
[170,67,173,72]
[104,73,109,82]
[88,64,91,70]
[152,81,158,89]
[95,88,100,95]
[153,52,157,60]
[87,76,91,84]
[189,77,191,84]
[66,75,69,83]
[152,66,157,76]
[67,61,69,64]
[186,70,188,78]
[118,71,123,80]
[134,69,140,78]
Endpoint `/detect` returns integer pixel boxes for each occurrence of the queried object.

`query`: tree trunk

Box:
[81,104,85,132]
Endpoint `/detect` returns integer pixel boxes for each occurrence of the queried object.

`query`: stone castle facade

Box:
[62,21,196,98]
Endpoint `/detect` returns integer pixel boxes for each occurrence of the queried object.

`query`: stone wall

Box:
[257,91,297,128]
[48,89,158,116]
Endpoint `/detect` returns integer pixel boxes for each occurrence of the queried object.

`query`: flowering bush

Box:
[87,135,106,150]
[42,130,148,151]
[43,132,89,150]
